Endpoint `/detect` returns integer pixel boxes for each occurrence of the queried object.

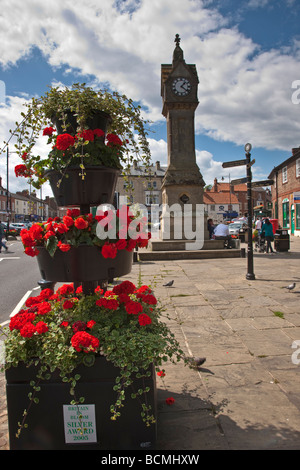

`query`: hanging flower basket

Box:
[45,166,120,207]
[36,245,133,283]
[9,83,151,190]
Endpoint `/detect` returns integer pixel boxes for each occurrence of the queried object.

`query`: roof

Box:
[268,148,300,178]
[203,192,239,205]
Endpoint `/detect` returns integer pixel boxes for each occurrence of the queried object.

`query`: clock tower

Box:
[160,35,206,241]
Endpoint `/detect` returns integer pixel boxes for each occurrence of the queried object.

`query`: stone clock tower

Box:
[160,35,206,242]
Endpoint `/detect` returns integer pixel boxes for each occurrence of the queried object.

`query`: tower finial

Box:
[175,34,181,47]
[173,34,184,64]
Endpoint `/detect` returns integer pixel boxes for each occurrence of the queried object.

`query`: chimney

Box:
[213,178,218,192]
[155,161,161,171]
[292,147,300,156]
[0,176,2,187]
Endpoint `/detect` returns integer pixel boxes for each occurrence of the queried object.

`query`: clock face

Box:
[172,77,191,96]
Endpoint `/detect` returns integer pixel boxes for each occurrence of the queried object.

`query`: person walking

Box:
[260,218,274,253]
[0,223,8,253]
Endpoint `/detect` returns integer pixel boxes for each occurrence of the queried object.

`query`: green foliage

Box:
[0,280,184,435]
[8,83,152,189]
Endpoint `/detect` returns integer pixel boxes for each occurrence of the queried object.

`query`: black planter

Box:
[6,357,157,450]
[51,109,112,137]
[37,246,133,283]
[45,166,120,207]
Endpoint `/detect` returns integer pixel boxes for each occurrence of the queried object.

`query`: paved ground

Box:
[1,237,300,450]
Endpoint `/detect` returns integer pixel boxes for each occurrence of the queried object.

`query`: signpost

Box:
[222,144,255,280]
[230,177,248,185]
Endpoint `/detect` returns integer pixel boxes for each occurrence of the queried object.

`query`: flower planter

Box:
[6,356,157,450]
[45,166,120,207]
[37,246,133,283]
[51,109,112,138]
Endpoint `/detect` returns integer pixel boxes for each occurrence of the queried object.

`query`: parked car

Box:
[10,222,28,234]
[0,222,18,237]
[228,222,247,236]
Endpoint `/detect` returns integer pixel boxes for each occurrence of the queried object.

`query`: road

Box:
[0,239,43,325]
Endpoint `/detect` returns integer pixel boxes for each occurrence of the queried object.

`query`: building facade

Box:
[268,148,300,237]
[115,161,166,217]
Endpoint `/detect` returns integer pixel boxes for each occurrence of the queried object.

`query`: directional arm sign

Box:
[222,159,247,168]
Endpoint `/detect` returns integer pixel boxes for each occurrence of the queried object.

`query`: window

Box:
[296,158,300,178]
[282,200,289,228]
[296,204,300,230]
[282,166,288,184]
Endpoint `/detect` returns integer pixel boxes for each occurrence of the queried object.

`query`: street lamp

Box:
[245,143,255,280]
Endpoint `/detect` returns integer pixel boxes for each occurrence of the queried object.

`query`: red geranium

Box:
[24,247,39,257]
[35,321,49,334]
[20,322,36,338]
[55,133,75,151]
[77,129,95,142]
[101,243,117,259]
[71,331,99,353]
[15,164,33,178]
[125,300,143,315]
[57,241,71,252]
[74,217,89,229]
[63,215,74,227]
[95,297,119,311]
[138,313,152,326]
[43,126,55,136]
[106,133,123,147]
[112,280,136,295]
[63,300,74,310]
[93,128,105,138]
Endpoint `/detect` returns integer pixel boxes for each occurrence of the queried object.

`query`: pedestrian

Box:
[213,222,234,248]
[255,218,262,231]
[207,218,215,239]
[0,223,8,253]
[260,218,274,253]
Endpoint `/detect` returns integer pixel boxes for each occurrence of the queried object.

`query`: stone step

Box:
[138,249,241,261]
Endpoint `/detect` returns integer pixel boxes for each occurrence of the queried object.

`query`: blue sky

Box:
[0,0,300,196]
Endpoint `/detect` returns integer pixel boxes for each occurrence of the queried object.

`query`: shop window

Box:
[282,201,289,228]
[296,204,300,230]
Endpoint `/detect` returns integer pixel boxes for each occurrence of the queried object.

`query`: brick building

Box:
[268,148,300,237]
[204,178,271,223]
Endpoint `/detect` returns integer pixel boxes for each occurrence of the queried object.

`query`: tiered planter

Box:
[6,358,157,450]
[37,246,133,284]
[6,110,157,450]
[45,166,120,208]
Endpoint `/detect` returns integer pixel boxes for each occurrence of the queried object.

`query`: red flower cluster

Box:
[71,331,99,353]
[94,280,156,327]
[14,164,33,178]
[9,288,54,338]
[20,209,150,259]
[55,133,75,151]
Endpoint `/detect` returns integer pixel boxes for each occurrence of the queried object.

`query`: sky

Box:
[0,0,300,198]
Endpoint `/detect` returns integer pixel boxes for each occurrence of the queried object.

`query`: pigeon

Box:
[285,282,296,292]
[185,356,206,369]
[163,280,174,287]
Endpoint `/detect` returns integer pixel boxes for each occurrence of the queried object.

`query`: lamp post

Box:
[6,147,10,240]
[245,143,255,280]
